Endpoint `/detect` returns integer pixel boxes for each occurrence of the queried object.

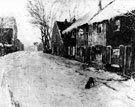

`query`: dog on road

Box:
[85,77,95,89]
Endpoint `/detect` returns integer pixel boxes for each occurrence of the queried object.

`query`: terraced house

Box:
[61,1,135,76]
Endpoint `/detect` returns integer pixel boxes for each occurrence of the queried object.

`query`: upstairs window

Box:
[78,29,84,39]
[114,19,120,31]
[71,31,76,38]
[97,24,103,33]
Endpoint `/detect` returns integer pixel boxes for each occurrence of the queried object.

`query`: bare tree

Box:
[68,2,79,22]
[27,0,52,52]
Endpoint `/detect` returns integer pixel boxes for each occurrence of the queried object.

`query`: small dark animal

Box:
[85,77,95,89]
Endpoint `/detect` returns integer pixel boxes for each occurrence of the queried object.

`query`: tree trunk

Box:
[40,25,51,53]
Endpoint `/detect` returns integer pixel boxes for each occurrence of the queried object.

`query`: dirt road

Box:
[0,51,135,107]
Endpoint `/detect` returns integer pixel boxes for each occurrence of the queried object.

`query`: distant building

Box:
[0,17,18,41]
[0,17,24,55]
[33,42,44,51]
[13,39,24,51]
[37,42,43,51]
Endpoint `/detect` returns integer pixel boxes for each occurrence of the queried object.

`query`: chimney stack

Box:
[98,0,102,11]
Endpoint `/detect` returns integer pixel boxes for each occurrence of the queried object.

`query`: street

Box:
[0,51,135,107]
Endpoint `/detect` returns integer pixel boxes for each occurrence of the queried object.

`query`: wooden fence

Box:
[67,45,134,77]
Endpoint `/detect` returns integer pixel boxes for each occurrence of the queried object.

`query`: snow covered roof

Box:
[4,44,13,47]
[56,21,72,31]
[62,11,94,34]
[62,2,99,34]
[90,0,135,24]
[63,0,135,34]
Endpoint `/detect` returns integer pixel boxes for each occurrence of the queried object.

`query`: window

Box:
[71,31,76,38]
[97,26,101,33]
[97,24,103,33]
[114,20,120,31]
[78,29,84,39]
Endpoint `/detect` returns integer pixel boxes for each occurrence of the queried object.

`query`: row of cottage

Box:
[51,8,135,67]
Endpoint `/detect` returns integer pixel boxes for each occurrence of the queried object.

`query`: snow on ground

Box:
[0,51,135,107]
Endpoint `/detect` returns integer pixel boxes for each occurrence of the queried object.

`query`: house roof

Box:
[62,5,99,34]
[56,21,72,32]
[62,12,94,34]
[53,21,72,40]
[63,0,135,34]
[90,0,135,24]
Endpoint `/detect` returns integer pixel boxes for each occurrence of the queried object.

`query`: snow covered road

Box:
[0,51,135,107]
